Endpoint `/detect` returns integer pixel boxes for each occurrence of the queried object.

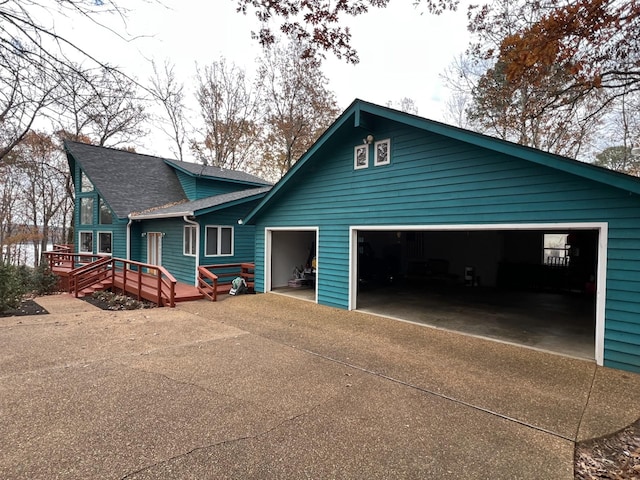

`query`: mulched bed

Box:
[81,291,156,311]
[575,418,640,479]
[0,299,49,317]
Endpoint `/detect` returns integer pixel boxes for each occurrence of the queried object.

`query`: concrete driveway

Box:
[1,293,639,479]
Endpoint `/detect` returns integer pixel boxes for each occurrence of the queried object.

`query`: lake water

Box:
[2,243,53,268]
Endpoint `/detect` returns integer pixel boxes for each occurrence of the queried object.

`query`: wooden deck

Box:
[110,272,203,304]
[44,250,258,306]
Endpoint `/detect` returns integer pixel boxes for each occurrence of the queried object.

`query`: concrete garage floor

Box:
[357,285,596,360]
[276,285,596,360]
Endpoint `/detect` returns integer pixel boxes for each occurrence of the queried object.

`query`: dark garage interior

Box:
[355,229,598,359]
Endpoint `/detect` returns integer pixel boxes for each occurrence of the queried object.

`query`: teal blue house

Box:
[244,99,640,373]
[65,141,270,286]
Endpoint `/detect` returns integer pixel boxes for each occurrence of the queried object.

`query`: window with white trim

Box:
[79,231,93,253]
[184,225,197,256]
[374,139,391,166]
[98,232,112,254]
[205,226,233,256]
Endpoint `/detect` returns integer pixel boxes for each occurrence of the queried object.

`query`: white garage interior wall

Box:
[269,229,317,288]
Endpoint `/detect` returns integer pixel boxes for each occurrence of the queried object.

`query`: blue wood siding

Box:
[73,165,128,258]
[175,171,197,200]
[175,170,252,201]
[195,178,249,199]
[136,203,258,285]
[198,204,256,265]
[253,121,640,372]
[137,218,196,285]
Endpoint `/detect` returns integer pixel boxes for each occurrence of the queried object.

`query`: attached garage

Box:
[350,225,602,360]
[244,99,640,373]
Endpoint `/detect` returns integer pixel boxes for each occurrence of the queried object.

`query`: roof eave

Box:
[129,211,194,220]
[164,159,271,187]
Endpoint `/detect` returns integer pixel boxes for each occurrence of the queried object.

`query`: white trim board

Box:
[349,222,608,366]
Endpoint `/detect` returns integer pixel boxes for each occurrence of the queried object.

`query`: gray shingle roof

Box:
[65,141,187,219]
[166,159,271,186]
[130,187,271,219]
[65,141,272,220]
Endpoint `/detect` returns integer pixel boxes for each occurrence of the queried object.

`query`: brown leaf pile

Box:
[575,418,640,479]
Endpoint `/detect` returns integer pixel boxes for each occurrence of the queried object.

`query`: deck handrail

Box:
[56,254,177,307]
[197,263,255,301]
[44,251,105,271]
[197,266,219,301]
[69,256,113,297]
[110,258,177,307]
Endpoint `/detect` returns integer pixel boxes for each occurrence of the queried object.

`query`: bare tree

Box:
[149,60,188,161]
[0,45,58,163]
[258,40,339,179]
[192,58,262,170]
[386,98,418,115]
[54,65,148,147]
[11,131,69,266]
[0,157,24,264]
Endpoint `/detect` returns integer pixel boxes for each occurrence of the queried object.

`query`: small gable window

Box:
[184,225,197,256]
[80,197,94,225]
[205,226,233,256]
[99,198,112,224]
[374,139,391,166]
[354,144,369,170]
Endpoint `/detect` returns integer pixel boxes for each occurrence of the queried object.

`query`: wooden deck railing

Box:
[47,252,178,307]
[109,258,177,307]
[197,263,255,301]
[68,256,113,295]
[44,250,104,273]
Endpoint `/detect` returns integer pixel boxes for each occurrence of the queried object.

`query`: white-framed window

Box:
[184,225,197,256]
[80,197,94,225]
[79,231,93,253]
[205,226,233,256]
[99,198,113,224]
[98,232,112,254]
[354,144,369,170]
[374,139,391,166]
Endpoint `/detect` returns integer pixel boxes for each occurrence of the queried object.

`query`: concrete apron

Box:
[0,293,638,479]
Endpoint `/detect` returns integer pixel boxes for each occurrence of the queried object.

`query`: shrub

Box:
[32,261,59,295]
[0,263,28,313]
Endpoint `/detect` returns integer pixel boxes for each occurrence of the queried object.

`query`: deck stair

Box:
[197,263,255,301]
[45,251,202,307]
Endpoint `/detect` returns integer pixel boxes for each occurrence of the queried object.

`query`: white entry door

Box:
[147,232,162,273]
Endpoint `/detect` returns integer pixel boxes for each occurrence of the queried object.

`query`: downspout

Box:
[126,217,133,260]
[184,215,200,286]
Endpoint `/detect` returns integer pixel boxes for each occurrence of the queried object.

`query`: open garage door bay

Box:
[350,224,604,360]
